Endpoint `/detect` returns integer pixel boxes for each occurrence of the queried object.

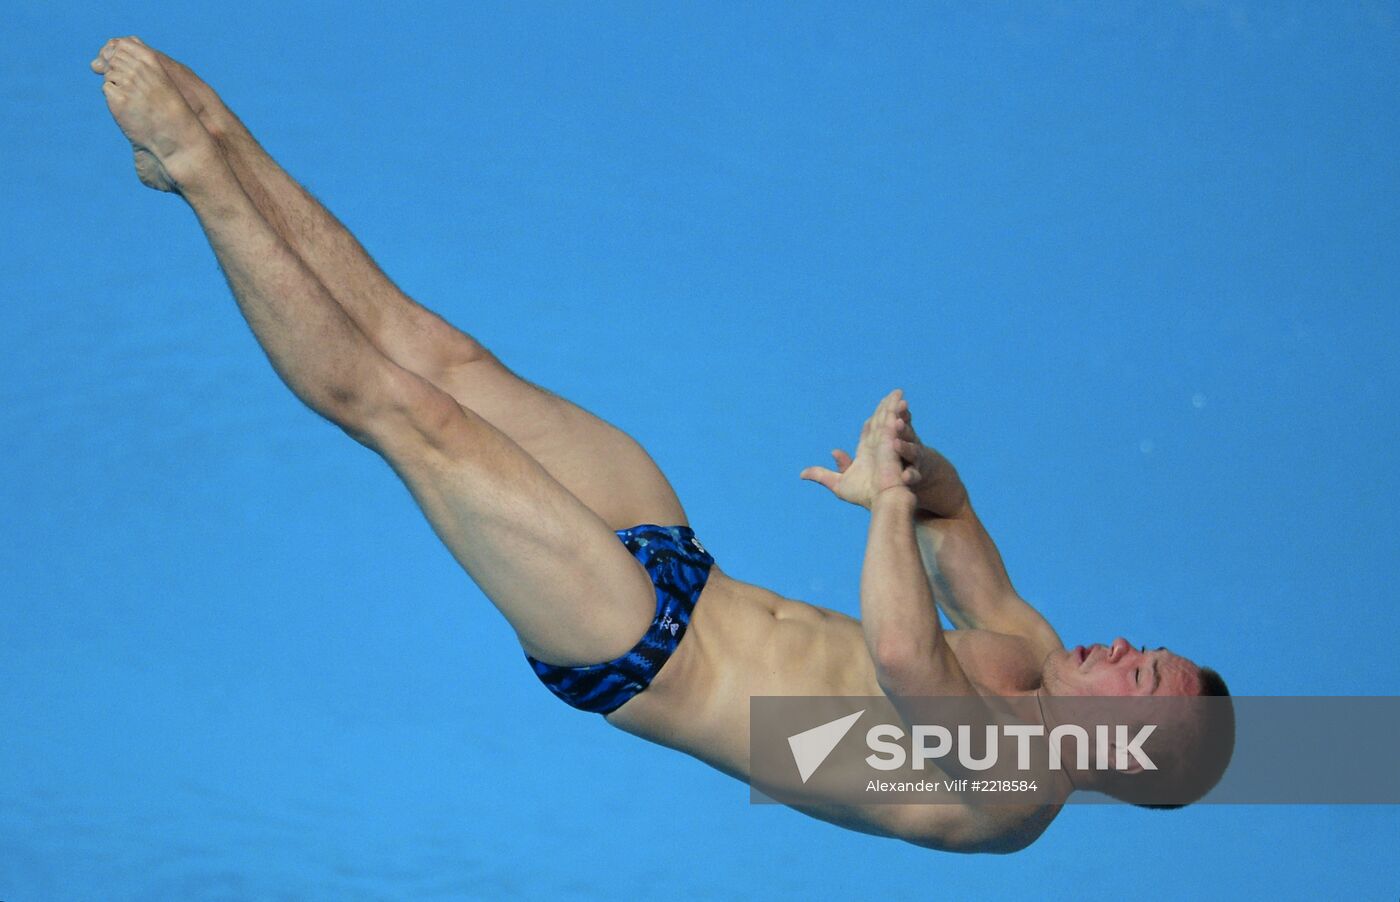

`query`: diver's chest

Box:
[947,630,1045,693]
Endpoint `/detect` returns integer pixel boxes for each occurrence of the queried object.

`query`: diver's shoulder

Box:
[896,800,1063,854]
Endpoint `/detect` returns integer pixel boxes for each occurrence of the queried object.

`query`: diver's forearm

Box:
[861,489,943,680]
[913,506,1018,632]
[910,443,968,518]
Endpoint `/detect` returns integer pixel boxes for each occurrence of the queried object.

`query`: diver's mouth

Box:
[1075,645,1088,666]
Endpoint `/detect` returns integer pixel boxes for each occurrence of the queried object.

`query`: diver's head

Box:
[1042,637,1202,698]
[1040,638,1234,807]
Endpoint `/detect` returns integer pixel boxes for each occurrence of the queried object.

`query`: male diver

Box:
[92,37,1231,853]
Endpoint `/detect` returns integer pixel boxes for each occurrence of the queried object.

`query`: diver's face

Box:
[1044,637,1201,697]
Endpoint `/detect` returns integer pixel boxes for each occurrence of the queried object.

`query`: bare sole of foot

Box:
[91,36,216,193]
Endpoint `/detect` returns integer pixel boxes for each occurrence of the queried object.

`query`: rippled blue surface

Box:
[3,2,1398,898]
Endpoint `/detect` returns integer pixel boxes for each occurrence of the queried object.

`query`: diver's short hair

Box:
[1198,666,1229,698]
[1134,665,1233,810]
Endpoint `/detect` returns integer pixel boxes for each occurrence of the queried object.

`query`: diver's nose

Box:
[1109,637,1131,662]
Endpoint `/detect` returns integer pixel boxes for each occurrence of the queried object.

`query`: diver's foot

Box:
[91,36,219,193]
[145,44,240,140]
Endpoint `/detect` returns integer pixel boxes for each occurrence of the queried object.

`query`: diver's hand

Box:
[891,405,969,519]
[801,389,920,508]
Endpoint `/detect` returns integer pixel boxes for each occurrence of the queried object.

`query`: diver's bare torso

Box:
[606,569,1067,852]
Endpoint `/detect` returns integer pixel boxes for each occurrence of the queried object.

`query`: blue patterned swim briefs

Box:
[525,524,714,715]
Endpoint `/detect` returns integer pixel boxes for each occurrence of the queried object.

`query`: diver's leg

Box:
[364,378,661,665]
[122,40,686,531]
[92,37,655,664]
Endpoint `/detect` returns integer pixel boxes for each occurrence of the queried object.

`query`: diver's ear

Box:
[1105,731,1151,775]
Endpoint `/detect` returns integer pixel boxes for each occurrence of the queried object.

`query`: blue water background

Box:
[3,2,1397,898]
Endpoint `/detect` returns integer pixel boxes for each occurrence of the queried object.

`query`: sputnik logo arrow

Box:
[787,710,865,783]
